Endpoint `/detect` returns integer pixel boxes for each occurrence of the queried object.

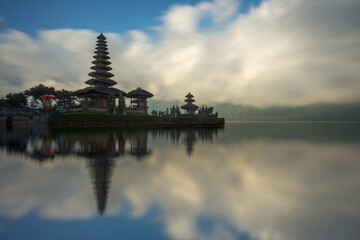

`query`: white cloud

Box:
[0,0,359,106]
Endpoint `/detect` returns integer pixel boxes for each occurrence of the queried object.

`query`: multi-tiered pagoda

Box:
[181,92,199,115]
[77,33,126,112]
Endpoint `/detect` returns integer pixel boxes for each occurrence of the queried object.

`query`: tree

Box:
[54,89,76,110]
[24,84,55,107]
[6,92,27,107]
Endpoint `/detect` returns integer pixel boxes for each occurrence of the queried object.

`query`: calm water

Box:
[0,122,360,240]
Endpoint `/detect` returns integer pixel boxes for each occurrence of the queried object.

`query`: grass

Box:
[49,113,224,128]
[164,116,225,124]
[49,112,163,127]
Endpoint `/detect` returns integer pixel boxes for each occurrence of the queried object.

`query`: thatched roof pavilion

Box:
[126,87,153,114]
[127,87,154,98]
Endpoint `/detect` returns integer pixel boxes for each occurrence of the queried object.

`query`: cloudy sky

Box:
[0,0,359,106]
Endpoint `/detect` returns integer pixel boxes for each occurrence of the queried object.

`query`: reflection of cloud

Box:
[0,152,95,219]
[107,141,360,240]
[1,0,360,106]
[1,137,360,239]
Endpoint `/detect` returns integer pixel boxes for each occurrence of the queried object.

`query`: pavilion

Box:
[126,87,154,114]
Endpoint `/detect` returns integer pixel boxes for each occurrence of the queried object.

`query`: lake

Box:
[0,122,359,240]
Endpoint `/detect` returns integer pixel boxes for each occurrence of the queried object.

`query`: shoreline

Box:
[48,113,225,128]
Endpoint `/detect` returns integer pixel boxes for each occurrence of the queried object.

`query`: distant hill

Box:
[215,103,360,121]
[149,100,360,121]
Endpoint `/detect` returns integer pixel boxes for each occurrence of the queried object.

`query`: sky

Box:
[0,0,359,106]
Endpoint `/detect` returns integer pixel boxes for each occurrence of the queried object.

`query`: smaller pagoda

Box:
[76,33,126,112]
[126,87,154,114]
[181,92,199,115]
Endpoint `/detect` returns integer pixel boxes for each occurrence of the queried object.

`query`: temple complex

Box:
[76,33,126,112]
[69,33,224,125]
[180,92,199,115]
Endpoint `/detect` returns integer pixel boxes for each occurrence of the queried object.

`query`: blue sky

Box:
[0,0,359,106]
[0,0,261,36]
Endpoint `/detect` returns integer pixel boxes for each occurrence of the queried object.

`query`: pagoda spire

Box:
[184,92,195,104]
[85,33,117,88]
[88,157,114,215]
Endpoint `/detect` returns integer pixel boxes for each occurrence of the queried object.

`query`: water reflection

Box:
[0,123,359,240]
[0,127,221,217]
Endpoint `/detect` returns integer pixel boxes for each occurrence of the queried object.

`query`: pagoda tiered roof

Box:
[181,92,199,110]
[127,87,154,98]
[186,92,194,98]
[77,86,126,96]
[77,33,125,97]
[181,103,199,110]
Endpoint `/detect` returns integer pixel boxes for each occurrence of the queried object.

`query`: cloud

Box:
[0,0,359,106]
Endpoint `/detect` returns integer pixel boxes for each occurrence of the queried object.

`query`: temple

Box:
[76,33,126,112]
[126,87,154,114]
[76,33,155,114]
[66,33,224,125]
[180,92,199,115]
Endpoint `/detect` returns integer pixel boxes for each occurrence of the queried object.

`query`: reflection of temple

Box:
[0,127,220,214]
[151,127,222,157]
[88,157,114,215]
[77,133,125,215]
[128,131,152,160]
[184,131,196,157]
[183,128,220,157]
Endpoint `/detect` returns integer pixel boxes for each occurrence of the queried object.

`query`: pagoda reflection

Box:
[128,131,152,160]
[76,132,125,215]
[151,127,222,157]
[0,127,221,214]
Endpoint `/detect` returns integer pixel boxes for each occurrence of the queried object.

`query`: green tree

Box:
[54,89,76,111]
[24,84,55,107]
[6,92,27,107]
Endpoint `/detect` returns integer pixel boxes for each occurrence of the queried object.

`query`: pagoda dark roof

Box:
[94,50,109,55]
[97,33,106,40]
[95,46,108,51]
[92,60,111,65]
[91,65,112,72]
[127,87,154,98]
[185,98,195,103]
[93,55,111,61]
[76,87,127,97]
[85,78,117,86]
[88,71,114,79]
[186,92,194,98]
[181,103,199,109]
